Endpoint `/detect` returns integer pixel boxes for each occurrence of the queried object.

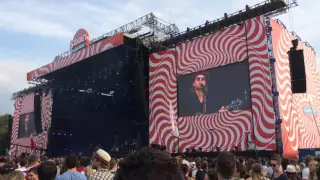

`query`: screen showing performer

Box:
[177,60,251,117]
[18,112,36,138]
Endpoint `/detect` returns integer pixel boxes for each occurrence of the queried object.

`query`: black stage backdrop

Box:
[178,60,251,117]
[48,45,148,157]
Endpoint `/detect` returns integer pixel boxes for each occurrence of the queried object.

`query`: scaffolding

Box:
[54,13,179,61]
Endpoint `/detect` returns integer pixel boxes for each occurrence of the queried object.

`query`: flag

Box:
[169,101,179,137]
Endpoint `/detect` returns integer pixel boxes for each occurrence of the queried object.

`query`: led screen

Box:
[178,60,252,117]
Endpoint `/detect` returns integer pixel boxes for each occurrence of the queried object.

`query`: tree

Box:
[0,114,11,138]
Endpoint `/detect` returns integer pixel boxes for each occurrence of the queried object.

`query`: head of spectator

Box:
[37,161,57,180]
[270,154,282,173]
[114,147,184,180]
[92,149,111,170]
[216,152,236,180]
[286,164,299,180]
[6,171,24,180]
[27,167,39,180]
[27,155,40,169]
[205,169,217,180]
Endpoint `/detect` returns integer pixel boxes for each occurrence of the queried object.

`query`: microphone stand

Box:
[202,85,207,114]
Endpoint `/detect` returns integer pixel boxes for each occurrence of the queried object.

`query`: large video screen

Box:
[178,60,251,117]
[18,112,36,138]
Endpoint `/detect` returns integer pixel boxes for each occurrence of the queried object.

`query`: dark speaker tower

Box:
[34,94,42,133]
[288,49,306,93]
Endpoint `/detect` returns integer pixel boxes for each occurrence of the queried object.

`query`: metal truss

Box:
[12,79,50,99]
[275,19,315,52]
[152,0,298,52]
[266,17,283,155]
[54,13,179,61]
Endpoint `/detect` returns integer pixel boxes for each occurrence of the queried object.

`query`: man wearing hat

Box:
[88,149,114,180]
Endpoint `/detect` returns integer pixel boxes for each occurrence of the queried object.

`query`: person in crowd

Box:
[270,154,288,180]
[303,156,313,180]
[26,155,40,172]
[84,166,96,178]
[286,164,300,180]
[180,164,190,180]
[191,158,202,180]
[54,159,61,176]
[77,156,88,174]
[88,149,114,180]
[196,161,208,180]
[235,161,246,180]
[248,163,267,180]
[6,171,24,180]
[282,159,290,173]
[307,159,318,180]
[37,161,57,180]
[56,154,86,180]
[0,163,15,179]
[15,158,27,173]
[262,166,270,180]
[27,167,39,180]
[109,159,118,175]
[0,158,6,168]
[216,152,236,180]
[205,169,217,180]
[114,147,184,180]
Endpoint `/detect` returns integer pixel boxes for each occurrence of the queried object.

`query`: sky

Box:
[0,0,319,114]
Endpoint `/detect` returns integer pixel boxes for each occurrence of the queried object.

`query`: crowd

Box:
[0,147,319,180]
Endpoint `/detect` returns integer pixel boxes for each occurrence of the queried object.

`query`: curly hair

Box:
[114,147,184,180]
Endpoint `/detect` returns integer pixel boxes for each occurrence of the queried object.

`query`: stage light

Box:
[224,13,228,19]
[245,5,250,11]
[70,134,72,136]
[64,134,66,136]
[58,133,61,136]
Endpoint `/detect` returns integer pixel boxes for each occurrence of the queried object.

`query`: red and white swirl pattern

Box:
[27,33,124,81]
[149,16,275,153]
[10,90,52,156]
[271,19,320,159]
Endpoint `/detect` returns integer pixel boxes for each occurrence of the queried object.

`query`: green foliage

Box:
[0,114,10,137]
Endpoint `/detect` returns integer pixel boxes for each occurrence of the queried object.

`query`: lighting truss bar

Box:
[153,0,294,51]
[54,13,179,61]
[304,42,315,52]
[11,84,49,100]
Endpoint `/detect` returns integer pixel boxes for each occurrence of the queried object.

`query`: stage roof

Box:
[26,33,124,81]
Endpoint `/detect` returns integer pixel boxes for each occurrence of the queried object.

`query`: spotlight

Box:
[224,13,228,19]
[245,5,250,11]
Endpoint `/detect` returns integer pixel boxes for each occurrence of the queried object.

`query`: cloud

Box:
[0,57,48,114]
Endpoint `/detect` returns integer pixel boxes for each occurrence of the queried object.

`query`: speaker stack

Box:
[34,92,42,134]
[288,39,306,94]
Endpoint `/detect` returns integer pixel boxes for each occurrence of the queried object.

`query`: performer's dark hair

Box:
[191,71,209,92]
[114,147,184,180]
